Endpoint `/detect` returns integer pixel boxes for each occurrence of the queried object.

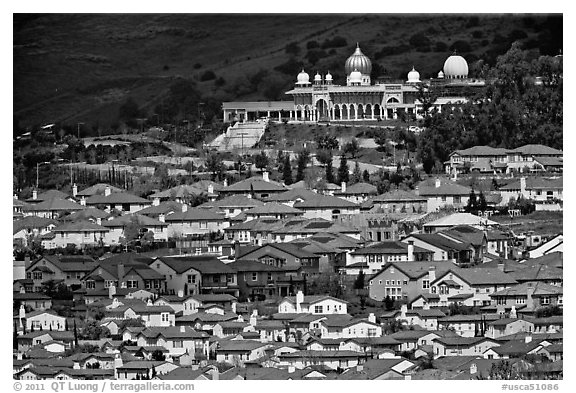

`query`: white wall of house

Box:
[299,207,360,221]
[425,195,469,213]
[320,321,382,339]
[167,220,228,238]
[50,231,107,248]
[26,313,66,331]
[433,340,500,359]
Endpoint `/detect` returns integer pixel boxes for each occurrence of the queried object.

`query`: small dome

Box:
[437,70,445,79]
[443,53,469,78]
[314,72,322,82]
[325,71,333,81]
[297,69,310,84]
[345,43,372,76]
[349,68,362,84]
[407,66,420,83]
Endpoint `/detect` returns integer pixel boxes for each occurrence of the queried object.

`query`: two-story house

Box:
[227,259,288,301]
[164,207,228,238]
[349,241,433,274]
[101,214,168,244]
[237,242,321,275]
[416,178,471,212]
[489,282,563,316]
[278,291,348,314]
[293,194,360,221]
[26,255,97,291]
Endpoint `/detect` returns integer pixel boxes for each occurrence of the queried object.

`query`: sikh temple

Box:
[222,44,484,123]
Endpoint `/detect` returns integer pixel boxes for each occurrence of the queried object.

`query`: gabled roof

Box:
[51,220,109,233]
[335,182,377,195]
[369,261,456,282]
[351,241,431,255]
[294,194,359,209]
[491,339,544,356]
[239,243,319,259]
[506,144,562,155]
[200,195,265,208]
[452,145,508,156]
[338,358,414,380]
[165,207,225,221]
[60,207,110,221]
[364,189,426,206]
[422,213,497,228]
[280,295,349,306]
[433,267,518,286]
[149,184,206,199]
[433,336,497,347]
[23,197,85,212]
[13,216,57,234]
[86,192,151,205]
[264,188,321,202]
[216,340,269,352]
[156,255,235,275]
[137,201,186,216]
[509,265,563,282]
[405,233,473,251]
[101,214,167,227]
[500,177,563,191]
[76,183,124,197]
[244,202,303,216]
[221,176,287,193]
[417,179,471,196]
[439,225,486,246]
[192,294,237,303]
[227,259,284,272]
[490,282,563,297]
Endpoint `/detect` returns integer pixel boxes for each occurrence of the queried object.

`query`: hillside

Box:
[14,14,562,133]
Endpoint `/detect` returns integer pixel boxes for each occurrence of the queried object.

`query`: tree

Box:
[296,150,310,182]
[254,151,269,171]
[282,154,293,185]
[354,270,365,290]
[466,189,478,212]
[384,295,395,311]
[343,138,360,158]
[315,135,339,150]
[73,320,79,347]
[478,191,488,212]
[121,216,143,249]
[315,149,332,166]
[325,155,335,184]
[205,153,225,181]
[351,161,362,184]
[337,155,349,185]
[362,169,370,182]
[152,350,166,361]
[79,321,111,340]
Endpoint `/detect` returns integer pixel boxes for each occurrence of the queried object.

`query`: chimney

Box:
[16,352,23,360]
[111,297,120,308]
[147,298,153,307]
[211,367,219,381]
[296,290,304,313]
[520,177,526,195]
[231,302,237,314]
[158,213,165,223]
[180,326,186,333]
[117,263,125,285]
[428,266,436,283]
[400,304,408,319]
[497,263,505,272]
[208,184,214,194]
[19,304,26,320]
[341,182,347,193]
[153,198,160,206]
[249,310,258,326]
[14,194,18,200]
[407,240,414,262]
[73,184,78,197]
[223,178,228,187]
[404,374,412,381]
[108,285,116,299]
[182,204,188,213]
[356,365,364,372]
[32,190,38,200]
[177,289,184,298]
[524,334,532,344]
[96,217,102,226]
[234,241,241,259]
[80,196,86,206]
[435,178,441,188]
[288,365,296,373]
[114,354,123,372]
[20,286,26,294]
[368,313,376,324]
[470,363,477,375]
[510,306,517,319]
[262,171,269,182]
[105,186,111,197]
[423,302,430,310]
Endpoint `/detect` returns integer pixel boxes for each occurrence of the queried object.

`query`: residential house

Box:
[432,336,500,359]
[293,194,360,221]
[421,212,498,234]
[24,310,67,332]
[482,337,550,360]
[361,189,427,214]
[26,255,97,291]
[84,188,152,214]
[278,350,363,371]
[416,178,471,212]
[17,331,74,352]
[401,233,475,265]
[368,261,456,302]
[437,314,502,337]
[218,173,287,199]
[101,214,168,244]
[526,234,563,259]
[153,295,202,316]
[213,321,253,339]
[531,316,562,334]
[505,144,563,173]
[114,360,179,380]
[486,318,535,339]
[264,188,323,207]
[215,340,270,365]
[150,255,238,296]
[319,315,382,339]
[137,201,187,219]
[164,208,228,238]
[489,282,563,316]
[237,243,321,275]
[76,183,124,198]
[227,259,288,301]
[199,195,265,218]
[536,343,563,362]
[278,291,348,314]
[22,198,85,219]
[333,182,378,204]
[337,358,416,380]
[41,220,109,250]
[391,304,447,330]
[349,241,434,274]
[13,217,57,247]
[14,288,52,311]
[446,146,509,174]
[499,177,563,209]
[135,326,210,357]
[243,202,304,221]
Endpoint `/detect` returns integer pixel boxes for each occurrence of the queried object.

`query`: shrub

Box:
[200,70,216,81]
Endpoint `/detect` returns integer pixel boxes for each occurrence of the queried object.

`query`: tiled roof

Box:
[221,176,287,193]
[156,255,235,274]
[23,197,84,212]
[101,214,167,227]
[370,261,456,281]
[227,259,284,272]
[244,202,303,215]
[294,194,359,209]
[149,184,206,199]
[51,220,109,233]
[137,201,186,216]
[422,213,497,228]
[434,267,518,286]
[335,182,377,195]
[60,207,109,221]
[264,188,321,202]
[417,179,471,196]
[407,233,472,251]
[507,144,562,155]
[490,282,563,297]
[200,195,265,208]
[216,340,268,352]
[500,177,563,191]
[13,216,57,234]
[351,241,430,255]
[86,192,151,205]
[27,189,71,202]
[452,145,508,156]
[76,183,124,197]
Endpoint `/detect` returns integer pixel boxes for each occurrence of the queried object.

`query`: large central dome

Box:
[345,43,372,76]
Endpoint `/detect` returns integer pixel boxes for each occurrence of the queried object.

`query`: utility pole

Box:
[77,122,84,139]
[36,161,50,189]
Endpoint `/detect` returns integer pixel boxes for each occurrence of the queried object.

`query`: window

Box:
[496,297,506,305]
[127,280,138,289]
[516,297,526,304]
[33,272,43,280]
[227,275,233,284]
[173,340,183,348]
[267,273,272,281]
[454,196,461,204]
[213,275,220,283]
[439,285,449,295]
[369,280,373,286]
[86,281,96,290]
[145,281,152,289]
[188,275,196,284]
[104,280,116,288]
[252,272,258,281]
[541,296,550,305]
[161,313,169,322]
[403,280,408,285]
[422,280,430,289]
[314,305,323,314]
[385,280,390,285]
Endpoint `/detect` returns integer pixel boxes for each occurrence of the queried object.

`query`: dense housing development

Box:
[13,16,562,381]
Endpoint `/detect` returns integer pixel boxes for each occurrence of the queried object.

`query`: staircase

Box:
[207,120,268,151]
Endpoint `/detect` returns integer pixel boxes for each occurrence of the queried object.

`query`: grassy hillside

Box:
[14,14,561,133]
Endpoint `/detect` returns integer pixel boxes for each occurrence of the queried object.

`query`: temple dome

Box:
[437,70,445,79]
[407,67,420,83]
[314,72,322,82]
[345,43,372,76]
[443,53,468,79]
[325,71,333,81]
[296,69,310,85]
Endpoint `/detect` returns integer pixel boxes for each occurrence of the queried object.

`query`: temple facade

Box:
[222,44,484,123]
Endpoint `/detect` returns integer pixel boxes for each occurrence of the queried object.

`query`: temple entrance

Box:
[316,99,329,120]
